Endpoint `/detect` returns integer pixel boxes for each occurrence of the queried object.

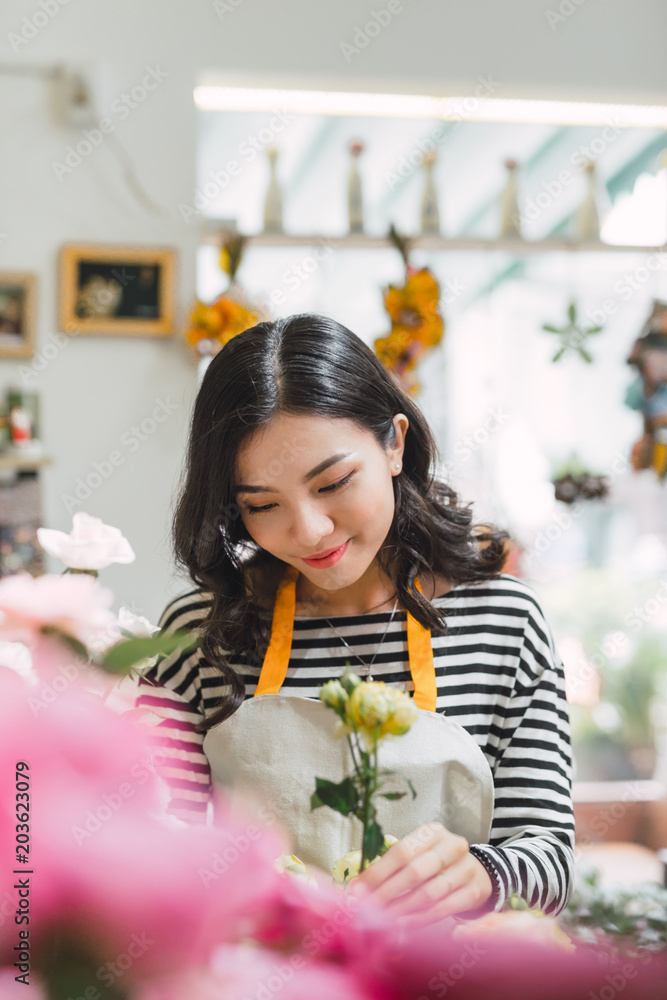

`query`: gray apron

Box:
[203,693,494,876]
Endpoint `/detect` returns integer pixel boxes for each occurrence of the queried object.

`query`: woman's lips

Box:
[302,540,350,568]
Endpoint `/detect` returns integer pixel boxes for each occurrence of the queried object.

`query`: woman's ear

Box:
[391,413,410,466]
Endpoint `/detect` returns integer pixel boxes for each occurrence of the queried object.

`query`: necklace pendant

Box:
[367,673,373,682]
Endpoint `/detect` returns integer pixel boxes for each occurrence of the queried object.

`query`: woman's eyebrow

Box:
[236,453,352,494]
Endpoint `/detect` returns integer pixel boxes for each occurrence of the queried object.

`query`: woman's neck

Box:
[294,560,398,617]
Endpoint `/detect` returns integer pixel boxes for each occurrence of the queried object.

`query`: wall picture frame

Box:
[0,272,36,359]
[59,244,176,336]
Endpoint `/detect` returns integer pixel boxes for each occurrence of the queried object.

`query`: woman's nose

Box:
[288,503,335,551]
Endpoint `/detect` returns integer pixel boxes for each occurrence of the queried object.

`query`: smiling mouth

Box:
[304,542,347,560]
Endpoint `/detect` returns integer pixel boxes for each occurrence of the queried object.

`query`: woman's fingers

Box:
[348,821,441,896]
[346,822,494,927]
[384,854,473,918]
[349,822,468,901]
[361,847,443,905]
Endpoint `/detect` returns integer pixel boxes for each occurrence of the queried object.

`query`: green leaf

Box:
[552,346,566,362]
[381,792,406,801]
[40,626,89,660]
[362,820,385,866]
[311,776,359,815]
[542,324,562,333]
[101,629,199,674]
[567,302,577,322]
[380,769,417,799]
[579,347,593,363]
[586,325,603,334]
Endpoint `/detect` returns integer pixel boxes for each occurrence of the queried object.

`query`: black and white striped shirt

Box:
[135,573,574,914]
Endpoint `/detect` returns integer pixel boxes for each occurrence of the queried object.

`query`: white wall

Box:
[0,0,665,621]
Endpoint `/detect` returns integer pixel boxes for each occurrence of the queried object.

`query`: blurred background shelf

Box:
[0,452,52,472]
[201,228,667,253]
[0,453,52,576]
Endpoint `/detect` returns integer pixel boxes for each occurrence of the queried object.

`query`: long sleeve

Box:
[468,591,575,915]
[134,591,218,825]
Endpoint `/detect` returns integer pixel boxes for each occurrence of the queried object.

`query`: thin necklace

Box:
[323,596,399,682]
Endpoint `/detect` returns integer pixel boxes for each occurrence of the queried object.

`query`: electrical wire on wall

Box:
[0,61,172,220]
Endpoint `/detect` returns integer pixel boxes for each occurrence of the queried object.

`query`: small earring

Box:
[394,464,401,473]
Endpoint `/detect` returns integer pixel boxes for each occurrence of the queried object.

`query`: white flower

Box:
[118,607,160,639]
[0,641,35,683]
[86,607,160,657]
[37,513,135,571]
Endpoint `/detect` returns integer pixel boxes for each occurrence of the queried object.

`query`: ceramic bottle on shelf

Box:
[348,140,364,234]
[500,159,522,238]
[575,160,600,241]
[420,150,441,235]
[263,147,283,233]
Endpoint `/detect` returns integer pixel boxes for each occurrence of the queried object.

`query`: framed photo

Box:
[59,244,176,336]
[0,273,36,358]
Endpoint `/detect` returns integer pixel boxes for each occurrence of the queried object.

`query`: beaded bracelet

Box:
[468,845,503,913]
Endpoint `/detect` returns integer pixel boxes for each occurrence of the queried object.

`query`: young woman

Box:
[136,313,574,927]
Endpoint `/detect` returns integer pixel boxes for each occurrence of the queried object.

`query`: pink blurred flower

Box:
[0,641,33,681]
[453,908,575,951]
[369,921,667,1000]
[37,512,135,571]
[136,944,384,1000]
[0,572,115,648]
[0,969,46,999]
[0,676,288,980]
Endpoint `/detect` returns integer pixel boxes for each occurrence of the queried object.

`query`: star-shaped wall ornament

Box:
[542,302,604,363]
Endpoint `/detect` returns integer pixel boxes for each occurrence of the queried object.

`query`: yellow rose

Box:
[346,681,418,747]
[273,853,317,885]
[332,835,399,884]
[332,850,363,884]
[340,670,362,694]
[320,679,348,716]
[350,682,393,729]
[379,687,418,737]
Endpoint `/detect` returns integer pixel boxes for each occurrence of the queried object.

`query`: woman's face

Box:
[235,412,408,592]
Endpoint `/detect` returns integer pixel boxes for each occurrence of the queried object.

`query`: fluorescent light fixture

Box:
[194,85,667,128]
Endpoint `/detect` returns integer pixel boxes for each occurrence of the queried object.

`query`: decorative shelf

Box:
[202,228,667,254]
[0,453,52,472]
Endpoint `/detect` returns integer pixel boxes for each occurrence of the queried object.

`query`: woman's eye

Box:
[245,472,354,515]
[246,503,276,515]
[319,472,354,494]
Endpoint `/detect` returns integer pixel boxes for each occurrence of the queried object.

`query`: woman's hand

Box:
[348,821,493,927]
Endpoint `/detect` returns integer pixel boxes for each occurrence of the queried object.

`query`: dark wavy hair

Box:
[172,313,509,729]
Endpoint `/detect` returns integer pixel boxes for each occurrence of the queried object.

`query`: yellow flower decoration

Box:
[375,267,444,394]
[185,290,260,351]
[185,233,264,355]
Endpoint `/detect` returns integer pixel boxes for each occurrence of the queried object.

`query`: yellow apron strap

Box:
[255,565,437,711]
[254,563,299,696]
[408,578,437,712]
